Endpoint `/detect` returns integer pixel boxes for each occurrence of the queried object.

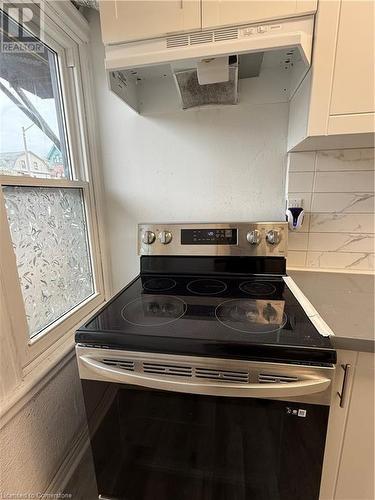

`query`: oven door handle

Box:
[79,355,332,398]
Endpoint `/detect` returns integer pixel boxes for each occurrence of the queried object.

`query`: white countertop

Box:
[288,270,375,353]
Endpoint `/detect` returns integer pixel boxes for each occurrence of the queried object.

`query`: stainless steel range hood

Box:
[105,16,314,114]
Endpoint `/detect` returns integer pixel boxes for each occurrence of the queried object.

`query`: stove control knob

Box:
[246,230,261,245]
[142,231,156,245]
[158,231,173,245]
[266,229,280,245]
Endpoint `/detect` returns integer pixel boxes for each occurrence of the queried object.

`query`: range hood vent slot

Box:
[166,34,189,48]
[214,27,239,42]
[167,27,238,49]
[190,32,214,45]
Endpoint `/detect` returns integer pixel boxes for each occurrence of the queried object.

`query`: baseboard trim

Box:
[42,384,116,496]
[43,425,90,497]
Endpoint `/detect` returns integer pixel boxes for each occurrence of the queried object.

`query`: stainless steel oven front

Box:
[77,346,334,500]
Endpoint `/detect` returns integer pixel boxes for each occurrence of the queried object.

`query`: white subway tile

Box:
[288,172,314,192]
[294,149,375,270]
[311,193,374,213]
[288,152,316,172]
[348,254,374,271]
[310,213,374,233]
[288,232,309,251]
[287,251,307,267]
[316,149,375,171]
[314,171,375,193]
[308,233,375,253]
[306,252,374,271]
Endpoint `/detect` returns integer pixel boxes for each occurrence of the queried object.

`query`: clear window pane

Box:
[3,186,94,338]
[0,13,70,179]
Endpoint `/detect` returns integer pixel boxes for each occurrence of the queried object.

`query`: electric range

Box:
[76,259,335,366]
[76,222,336,500]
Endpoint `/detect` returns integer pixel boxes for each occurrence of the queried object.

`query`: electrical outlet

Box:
[288,198,303,208]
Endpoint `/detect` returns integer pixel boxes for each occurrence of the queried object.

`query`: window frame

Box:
[0,1,109,379]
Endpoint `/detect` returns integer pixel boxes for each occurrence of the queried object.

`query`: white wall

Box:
[0,355,86,495]
[88,11,289,291]
[287,149,375,271]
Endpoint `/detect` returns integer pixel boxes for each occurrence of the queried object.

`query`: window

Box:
[3,185,94,338]
[0,4,106,376]
[0,14,70,179]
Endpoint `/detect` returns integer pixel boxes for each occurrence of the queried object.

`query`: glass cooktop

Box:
[76,274,336,365]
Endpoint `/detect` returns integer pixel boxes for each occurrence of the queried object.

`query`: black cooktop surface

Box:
[76,273,336,365]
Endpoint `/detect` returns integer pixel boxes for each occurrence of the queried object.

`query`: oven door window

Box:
[84,382,329,500]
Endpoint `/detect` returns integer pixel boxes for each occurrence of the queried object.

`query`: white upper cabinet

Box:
[288,0,375,151]
[99,0,318,45]
[202,0,317,29]
[99,0,201,44]
[330,0,375,116]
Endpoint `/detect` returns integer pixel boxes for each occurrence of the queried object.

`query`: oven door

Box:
[78,347,334,500]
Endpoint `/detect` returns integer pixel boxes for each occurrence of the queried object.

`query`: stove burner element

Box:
[239,281,277,296]
[215,299,287,334]
[143,278,177,292]
[187,279,227,295]
[121,295,187,327]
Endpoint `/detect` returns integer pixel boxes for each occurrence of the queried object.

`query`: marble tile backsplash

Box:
[287,148,375,271]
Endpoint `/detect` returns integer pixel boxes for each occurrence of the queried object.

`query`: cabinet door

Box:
[99,0,201,44]
[202,0,317,29]
[334,352,375,500]
[319,350,357,500]
[330,0,375,115]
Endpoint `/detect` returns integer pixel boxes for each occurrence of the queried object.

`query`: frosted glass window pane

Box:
[3,186,94,338]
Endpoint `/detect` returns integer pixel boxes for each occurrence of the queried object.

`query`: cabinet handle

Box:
[180,0,183,9]
[337,364,352,408]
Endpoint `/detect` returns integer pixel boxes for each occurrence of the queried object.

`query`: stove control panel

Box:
[181,228,237,245]
[138,222,287,257]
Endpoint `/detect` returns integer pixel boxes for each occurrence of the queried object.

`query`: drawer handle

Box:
[337,364,352,408]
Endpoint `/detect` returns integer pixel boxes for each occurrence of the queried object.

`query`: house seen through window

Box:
[0,15,70,179]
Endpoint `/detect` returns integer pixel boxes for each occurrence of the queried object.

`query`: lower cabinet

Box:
[320,350,375,500]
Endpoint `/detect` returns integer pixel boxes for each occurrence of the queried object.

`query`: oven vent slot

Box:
[195,367,249,383]
[143,362,193,377]
[259,374,299,384]
[102,358,135,371]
